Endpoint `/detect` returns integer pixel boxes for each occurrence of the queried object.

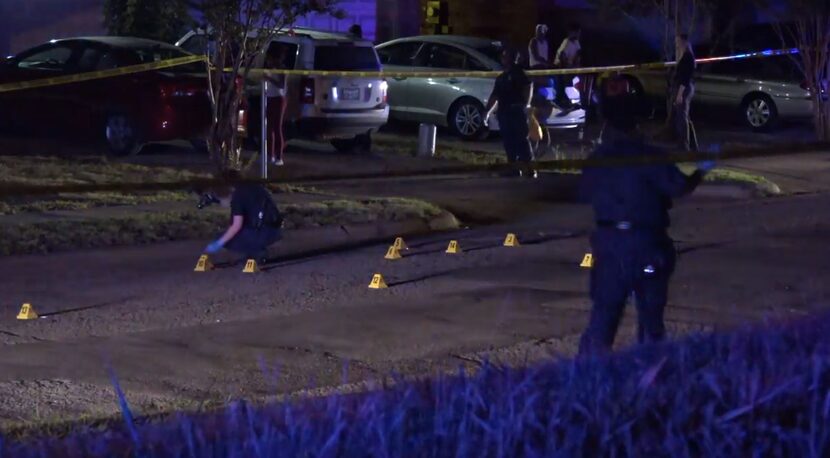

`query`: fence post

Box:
[417,123,437,157]
[261,79,269,179]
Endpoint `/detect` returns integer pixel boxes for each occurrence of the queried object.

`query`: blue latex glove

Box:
[697,160,716,173]
[205,239,224,254]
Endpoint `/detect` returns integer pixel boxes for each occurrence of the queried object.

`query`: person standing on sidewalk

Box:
[264,45,289,166]
[485,47,535,178]
[554,23,582,107]
[528,24,551,69]
[673,33,697,151]
[578,75,715,355]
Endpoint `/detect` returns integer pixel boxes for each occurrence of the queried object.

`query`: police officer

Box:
[485,47,535,178]
[204,170,283,263]
[578,75,716,355]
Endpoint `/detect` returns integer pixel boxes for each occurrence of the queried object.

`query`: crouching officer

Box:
[204,170,283,263]
[578,75,716,355]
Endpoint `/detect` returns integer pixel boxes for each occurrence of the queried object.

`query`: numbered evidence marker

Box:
[393,237,409,251]
[16,303,38,320]
[503,233,520,247]
[445,240,462,254]
[194,255,215,272]
[385,245,402,260]
[580,253,594,269]
[368,274,388,289]
[243,259,261,273]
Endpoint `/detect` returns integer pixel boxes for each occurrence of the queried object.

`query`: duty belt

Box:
[596,221,666,232]
[597,220,633,230]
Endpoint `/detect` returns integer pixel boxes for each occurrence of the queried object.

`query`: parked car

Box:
[375,35,585,141]
[623,53,823,131]
[176,27,389,152]
[0,37,225,155]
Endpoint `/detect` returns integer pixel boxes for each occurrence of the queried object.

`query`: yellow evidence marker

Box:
[503,233,520,247]
[445,240,461,254]
[17,303,38,320]
[385,246,402,260]
[243,259,261,273]
[393,237,409,251]
[368,274,388,289]
[580,254,594,268]
[194,255,214,272]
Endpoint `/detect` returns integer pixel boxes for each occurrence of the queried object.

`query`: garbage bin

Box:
[417,123,437,157]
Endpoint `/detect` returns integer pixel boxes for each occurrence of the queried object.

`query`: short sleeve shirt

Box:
[555,39,581,67]
[493,66,531,108]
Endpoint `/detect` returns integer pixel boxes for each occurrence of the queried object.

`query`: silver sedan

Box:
[376,35,584,140]
[625,54,818,131]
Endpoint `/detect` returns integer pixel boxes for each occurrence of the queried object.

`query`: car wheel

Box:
[105,113,142,156]
[448,99,488,141]
[742,94,778,131]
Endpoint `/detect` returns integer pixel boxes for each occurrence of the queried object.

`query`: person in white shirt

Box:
[554,23,582,107]
[528,24,550,69]
[264,46,289,166]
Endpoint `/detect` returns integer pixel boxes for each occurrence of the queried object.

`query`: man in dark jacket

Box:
[673,33,697,151]
[204,170,283,263]
[485,47,535,177]
[578,75,715,355]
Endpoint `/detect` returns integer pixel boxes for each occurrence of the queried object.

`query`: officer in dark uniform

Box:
[204,170,283,263]
[485,47,535,177]
[578,75,716,355]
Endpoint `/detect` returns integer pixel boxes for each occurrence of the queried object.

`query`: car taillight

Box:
[381,80,388,104]
[160,81,203,98]
[300,77,315,104]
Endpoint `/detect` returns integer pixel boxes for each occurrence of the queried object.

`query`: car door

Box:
[0,42,79,137]
[694,60,744,108]
[376,41,423,120]
[408,43,491,126]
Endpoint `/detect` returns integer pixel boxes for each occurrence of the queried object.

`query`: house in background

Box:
[0,0,421,57]
[0,0,782,58]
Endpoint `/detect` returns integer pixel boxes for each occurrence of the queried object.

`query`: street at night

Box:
[0,0,829,456]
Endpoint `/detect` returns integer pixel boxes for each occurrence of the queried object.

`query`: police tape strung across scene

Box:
[0,141,824,198]
[0,55,205,94]
[0,48,797,94]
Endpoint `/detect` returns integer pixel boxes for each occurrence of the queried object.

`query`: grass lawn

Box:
[3,312,828,456]
[0,155,447,255]
[0,197,445,256]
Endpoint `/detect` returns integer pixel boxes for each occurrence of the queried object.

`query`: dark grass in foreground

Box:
[5,315,830,457]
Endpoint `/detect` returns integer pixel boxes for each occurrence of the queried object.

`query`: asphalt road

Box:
[2,156,830,426]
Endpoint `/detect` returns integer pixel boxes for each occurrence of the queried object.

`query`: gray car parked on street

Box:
[624,53,820,131]
[376,35,584,141]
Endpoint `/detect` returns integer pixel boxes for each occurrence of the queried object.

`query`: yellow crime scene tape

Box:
[0,55,204,94]
[0,48,797,94]
[0,141,826,198]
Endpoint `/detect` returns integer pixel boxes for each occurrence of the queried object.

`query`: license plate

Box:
[341,87,360,101]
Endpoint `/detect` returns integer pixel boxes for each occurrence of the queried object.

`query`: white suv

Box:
[176,28,389,152]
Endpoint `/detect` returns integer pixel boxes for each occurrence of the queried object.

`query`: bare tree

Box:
[191,0,341,172]
[760,0,830,141]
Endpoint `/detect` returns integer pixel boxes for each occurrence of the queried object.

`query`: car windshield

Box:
[314,45,380,71]
[475,43,503,67]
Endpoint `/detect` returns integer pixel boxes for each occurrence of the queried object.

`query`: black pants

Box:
[578,228,677,355]
[223,226,282,259]
[497,105,532,163]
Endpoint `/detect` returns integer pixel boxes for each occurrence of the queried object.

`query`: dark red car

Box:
[0,37,220,155]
